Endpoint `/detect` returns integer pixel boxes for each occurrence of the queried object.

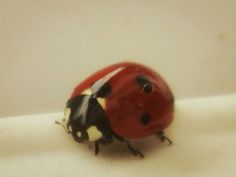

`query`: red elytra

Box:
[70,62,174,139]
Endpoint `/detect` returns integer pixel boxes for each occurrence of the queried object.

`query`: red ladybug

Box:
[56,62,174,158]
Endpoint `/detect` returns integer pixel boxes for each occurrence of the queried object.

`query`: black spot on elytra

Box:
[140,113,151,125]
[96,82,111,98]
[136,75,153,94]
[143,83,153,93]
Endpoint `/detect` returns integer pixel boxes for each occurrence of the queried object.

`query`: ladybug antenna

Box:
[55,120,71,134]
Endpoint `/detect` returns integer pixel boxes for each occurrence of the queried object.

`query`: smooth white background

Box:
[0,0,236,117]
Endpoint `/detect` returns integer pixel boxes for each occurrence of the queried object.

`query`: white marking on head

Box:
[81,89,92,95]
[55,107,72,133]
[87,126,103,142]
[97,97,106,109]
[64,108,71,124]
[69,126,72,132]
[76,131,82,137]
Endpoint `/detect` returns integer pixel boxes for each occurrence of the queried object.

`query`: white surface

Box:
[1,0,236,117]
[1,95,236,177]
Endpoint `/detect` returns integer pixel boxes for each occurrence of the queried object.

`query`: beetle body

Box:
[57,62,174,157]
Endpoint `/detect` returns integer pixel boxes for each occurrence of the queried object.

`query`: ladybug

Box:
[56,62,174,158]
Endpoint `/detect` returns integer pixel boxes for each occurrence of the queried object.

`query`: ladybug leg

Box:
[113,134,144,158]
[94,141,100,155]
[94,135,113,155]
[156,130,172,145]
[98,134,113,145]
[124,140,144,158]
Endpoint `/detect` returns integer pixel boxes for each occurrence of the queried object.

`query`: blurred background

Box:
[0,0,236,117]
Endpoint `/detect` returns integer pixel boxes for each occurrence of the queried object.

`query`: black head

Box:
[59,82,112,143]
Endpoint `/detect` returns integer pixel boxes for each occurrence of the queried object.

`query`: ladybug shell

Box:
[71,62,174,139]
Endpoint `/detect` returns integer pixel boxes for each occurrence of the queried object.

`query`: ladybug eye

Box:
[140,113,151,125]
[136,75,153,94]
